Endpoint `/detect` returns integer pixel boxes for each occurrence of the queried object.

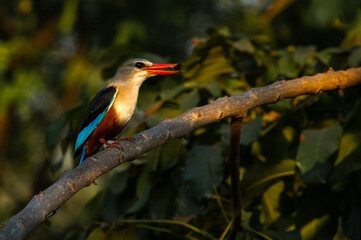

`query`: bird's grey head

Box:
[112,58,154,86]
[112,58,180,87]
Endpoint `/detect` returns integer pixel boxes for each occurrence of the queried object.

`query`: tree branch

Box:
[1,67,361,240]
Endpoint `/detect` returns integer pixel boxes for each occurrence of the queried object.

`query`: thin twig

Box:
[227,117,243,239]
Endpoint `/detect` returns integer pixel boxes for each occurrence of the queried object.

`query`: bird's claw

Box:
[119,137,135,141]
[99,138,123,150]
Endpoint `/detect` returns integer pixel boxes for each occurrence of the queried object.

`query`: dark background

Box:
[1,0,361,239]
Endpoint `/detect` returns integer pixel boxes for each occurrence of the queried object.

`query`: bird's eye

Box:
[135,62,146,69]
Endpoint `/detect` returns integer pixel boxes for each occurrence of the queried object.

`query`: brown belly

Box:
[84,107,125,158]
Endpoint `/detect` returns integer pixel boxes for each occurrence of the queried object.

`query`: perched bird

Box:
[74,58,180,164]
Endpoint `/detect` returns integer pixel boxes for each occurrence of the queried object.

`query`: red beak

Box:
[143,63,181,75]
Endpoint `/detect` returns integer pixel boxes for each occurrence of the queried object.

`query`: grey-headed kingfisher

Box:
[74,59,180,164]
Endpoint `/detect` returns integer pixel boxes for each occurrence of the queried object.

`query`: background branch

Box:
[1,67,361,240]
[227,117,243,240]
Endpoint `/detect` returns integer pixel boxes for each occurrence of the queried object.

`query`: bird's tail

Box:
[79,145,86,165]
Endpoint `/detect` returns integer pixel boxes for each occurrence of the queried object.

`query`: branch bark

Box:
[1,67,361,240]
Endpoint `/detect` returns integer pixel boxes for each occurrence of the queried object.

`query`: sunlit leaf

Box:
[58,0,79,34]
[87,227,105,240]
[108,226,136,240]
[232,38,255,53]
[300,215,331,240]
[260,181,284,227]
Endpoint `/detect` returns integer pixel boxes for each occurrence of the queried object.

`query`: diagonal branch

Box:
[1,67,361,240]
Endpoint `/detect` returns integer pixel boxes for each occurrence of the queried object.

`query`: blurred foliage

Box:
[1,0,361,239]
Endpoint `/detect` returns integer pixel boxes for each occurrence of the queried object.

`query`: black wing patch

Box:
[80,86,117,130]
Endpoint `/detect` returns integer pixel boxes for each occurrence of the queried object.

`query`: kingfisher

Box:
[74,58,180,164]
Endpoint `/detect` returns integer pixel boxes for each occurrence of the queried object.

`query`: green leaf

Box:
[160,84,186,100]
[296,123,342,184]
[294,46,316,65]
[348,46,361,67]
[184,145,224,202]
[137,89,159,110]
[126,185,151,214]
[175,185,204,217]
[159,139,183,170]
[180,89,200,112]
[79,191,107,225]
[202,80,222,97]
[148,182,176,219]
[136,167,151,198]
[278,50,297,78]
[109,170,129,194]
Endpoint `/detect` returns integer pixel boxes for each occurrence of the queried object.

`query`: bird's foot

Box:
[99,138,123,150]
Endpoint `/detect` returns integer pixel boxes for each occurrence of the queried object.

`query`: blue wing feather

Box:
[74,108,109,151]
[79,145,86,165]
[74,86,118,157]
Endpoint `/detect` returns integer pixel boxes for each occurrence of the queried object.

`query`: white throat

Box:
[112,83,142,125]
